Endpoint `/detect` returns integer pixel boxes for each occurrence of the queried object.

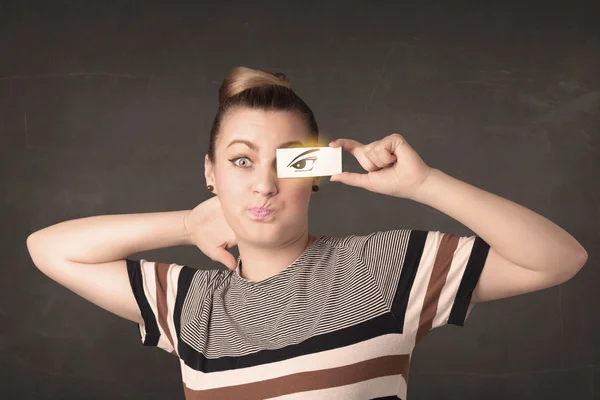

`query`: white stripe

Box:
[139,259,174,353]
[167,264,183,356]
[138,321,147,343]
[432,235,476,328]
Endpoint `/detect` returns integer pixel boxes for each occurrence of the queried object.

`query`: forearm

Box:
[410,168,587,275]
[27,210,193,263]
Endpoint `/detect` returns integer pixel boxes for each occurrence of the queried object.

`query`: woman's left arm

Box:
[411,168,588,303]
[329,134,588,303]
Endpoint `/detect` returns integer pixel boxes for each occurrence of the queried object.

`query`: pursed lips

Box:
[250,207,274,213]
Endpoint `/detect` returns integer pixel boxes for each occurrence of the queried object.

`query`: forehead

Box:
[220,108,310,142]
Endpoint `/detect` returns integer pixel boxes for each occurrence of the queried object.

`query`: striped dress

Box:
[126,228,490,399]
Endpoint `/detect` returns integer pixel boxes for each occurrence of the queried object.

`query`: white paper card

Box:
[276,147,342,178]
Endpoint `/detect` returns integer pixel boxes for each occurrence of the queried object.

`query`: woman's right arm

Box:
[25,210,193,324]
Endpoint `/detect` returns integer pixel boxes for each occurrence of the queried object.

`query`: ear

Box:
[205,154,215,188]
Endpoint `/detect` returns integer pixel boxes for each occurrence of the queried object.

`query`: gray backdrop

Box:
[2,1,598,399]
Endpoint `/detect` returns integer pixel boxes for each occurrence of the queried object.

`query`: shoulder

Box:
[314,230,409,268]
[318,229,412,253]
[128,258,232,293]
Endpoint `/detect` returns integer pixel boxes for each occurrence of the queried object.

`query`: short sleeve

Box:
[125,258,197,356]
[360,229,490,340]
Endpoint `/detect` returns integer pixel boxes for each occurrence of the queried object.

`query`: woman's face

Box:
[205,108,319,245]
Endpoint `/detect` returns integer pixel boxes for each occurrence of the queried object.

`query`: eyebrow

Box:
[226,139,306,151]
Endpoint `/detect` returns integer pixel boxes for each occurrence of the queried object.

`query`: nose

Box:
[252,161,279,196]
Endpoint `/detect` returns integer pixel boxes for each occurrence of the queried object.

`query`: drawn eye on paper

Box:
[286,148,320,172]
[276,147,342,178]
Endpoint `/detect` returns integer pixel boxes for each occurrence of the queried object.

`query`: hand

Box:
[328,133,433,200]
[183,196,238,270]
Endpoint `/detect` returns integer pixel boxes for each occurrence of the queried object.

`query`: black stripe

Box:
[390,229,427,333]
[126,258,160,346]
[448,236,490,326]
[371,396,402,399]
[174,264,196,355]
[178,309,401,372]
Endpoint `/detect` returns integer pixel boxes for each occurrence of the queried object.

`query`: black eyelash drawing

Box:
[286,148,320,172]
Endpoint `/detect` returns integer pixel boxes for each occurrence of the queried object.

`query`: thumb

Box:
[214,248,238,271]
[330,138,362,153]
[330,171,369,189]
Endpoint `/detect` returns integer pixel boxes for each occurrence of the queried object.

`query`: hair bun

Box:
[269,71,290,84]
[219,66,292,107]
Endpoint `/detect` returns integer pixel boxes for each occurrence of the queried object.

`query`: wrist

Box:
[410,168,442,204]
[182,210,193,245]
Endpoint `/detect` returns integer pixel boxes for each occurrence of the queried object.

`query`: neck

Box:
[236,231,317,282]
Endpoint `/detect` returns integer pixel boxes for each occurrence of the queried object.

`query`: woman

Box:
[26,67,588,399]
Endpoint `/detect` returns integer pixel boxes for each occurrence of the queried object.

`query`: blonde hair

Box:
[218,67,291,106]
[207,66,319,164]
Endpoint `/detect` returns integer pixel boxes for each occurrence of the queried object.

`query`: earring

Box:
[312,184,319,192]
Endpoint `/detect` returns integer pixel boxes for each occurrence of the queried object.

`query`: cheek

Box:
[287,185,312,205]
[215,170,242,194]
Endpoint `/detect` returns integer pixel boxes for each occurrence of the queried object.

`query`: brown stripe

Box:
[155,262,175,352]
[183,354,410,400]
[416,234,459,343]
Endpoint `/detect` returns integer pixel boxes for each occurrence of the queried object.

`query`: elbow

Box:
[26,233,51,270]
[26,232,43,254]
[558,251,588,284]
[575,249,589,275]
[26,234,41,268]
[581,248,588,263]
[26,233,38,255]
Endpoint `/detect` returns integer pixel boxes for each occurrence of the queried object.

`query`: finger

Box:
[329,138,362,154]
[370,143,397,169]
[330,171,372,191]
[214,248,237,271]
[363,143,386,169]
[332,139,379,172]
